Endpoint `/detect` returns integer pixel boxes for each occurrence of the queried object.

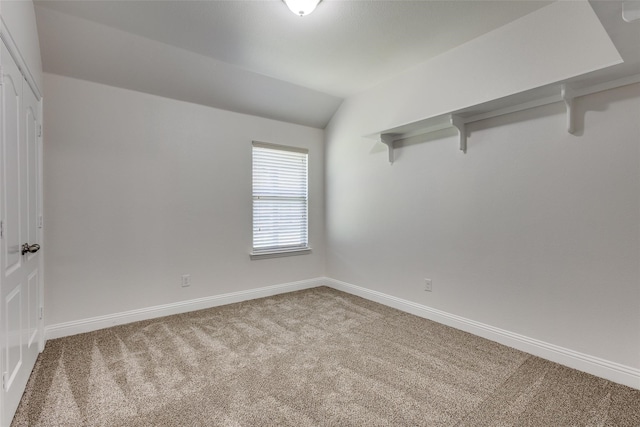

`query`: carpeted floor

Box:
[11,287,640,426]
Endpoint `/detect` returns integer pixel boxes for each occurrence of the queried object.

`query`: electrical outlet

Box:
[424,278,432,292]
[181,274,191,287]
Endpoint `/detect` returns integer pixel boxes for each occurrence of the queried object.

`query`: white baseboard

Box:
[324,277,640,390]
[44,277,325,341]
[44,276,639,390]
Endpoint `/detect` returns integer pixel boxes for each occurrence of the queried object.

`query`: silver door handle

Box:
[21,243,40,255]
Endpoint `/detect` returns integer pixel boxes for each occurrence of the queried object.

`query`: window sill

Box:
[250,248,312,260]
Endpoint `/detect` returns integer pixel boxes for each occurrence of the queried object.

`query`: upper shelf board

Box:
[366,73,640,164]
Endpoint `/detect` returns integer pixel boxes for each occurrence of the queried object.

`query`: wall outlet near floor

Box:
[424,278,432,292]
[181,274,191,287]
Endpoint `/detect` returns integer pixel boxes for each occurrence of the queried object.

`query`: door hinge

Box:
[38,215,43,229]
[2,372,7,391]
[1,220,3,238]
[39,306,44,320]
[38,124,42,137]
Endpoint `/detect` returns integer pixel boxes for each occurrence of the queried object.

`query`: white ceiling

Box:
[34,0,636,128]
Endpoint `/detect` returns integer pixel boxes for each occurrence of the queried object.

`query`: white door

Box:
[0,41,42,427]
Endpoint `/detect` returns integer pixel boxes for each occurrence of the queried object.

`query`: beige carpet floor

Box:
[11,287,640,426]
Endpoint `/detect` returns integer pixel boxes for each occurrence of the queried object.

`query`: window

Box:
[251,142,310,259]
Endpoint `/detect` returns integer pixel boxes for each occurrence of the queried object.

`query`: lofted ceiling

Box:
[33,1,636,128]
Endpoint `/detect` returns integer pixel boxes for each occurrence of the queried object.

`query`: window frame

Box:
[250,141,311,260]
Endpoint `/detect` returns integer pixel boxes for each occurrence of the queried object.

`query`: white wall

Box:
[0,0,43,91]
[325,81,640,370]
[43,73,325,326]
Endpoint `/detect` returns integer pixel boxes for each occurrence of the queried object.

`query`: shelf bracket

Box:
[561,84,576,135]
[380,134,396,164]
[450,114,467,153]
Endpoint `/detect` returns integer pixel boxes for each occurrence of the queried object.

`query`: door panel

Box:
[2,57,21,275]
[4,285,21,391]
[1,42,26,425]
[22,71,41,356]
[27,271,38,348]
[1,41,42,427]
[26,103,38,256]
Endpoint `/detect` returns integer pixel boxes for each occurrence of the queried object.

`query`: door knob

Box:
[21,243,40,255]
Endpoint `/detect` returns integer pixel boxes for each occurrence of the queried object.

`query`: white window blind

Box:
[252,142,309,256]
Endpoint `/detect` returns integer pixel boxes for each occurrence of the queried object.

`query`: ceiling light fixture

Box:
[283,0,321,17]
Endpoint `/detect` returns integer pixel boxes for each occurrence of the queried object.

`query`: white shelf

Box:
[366,74,640,164]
